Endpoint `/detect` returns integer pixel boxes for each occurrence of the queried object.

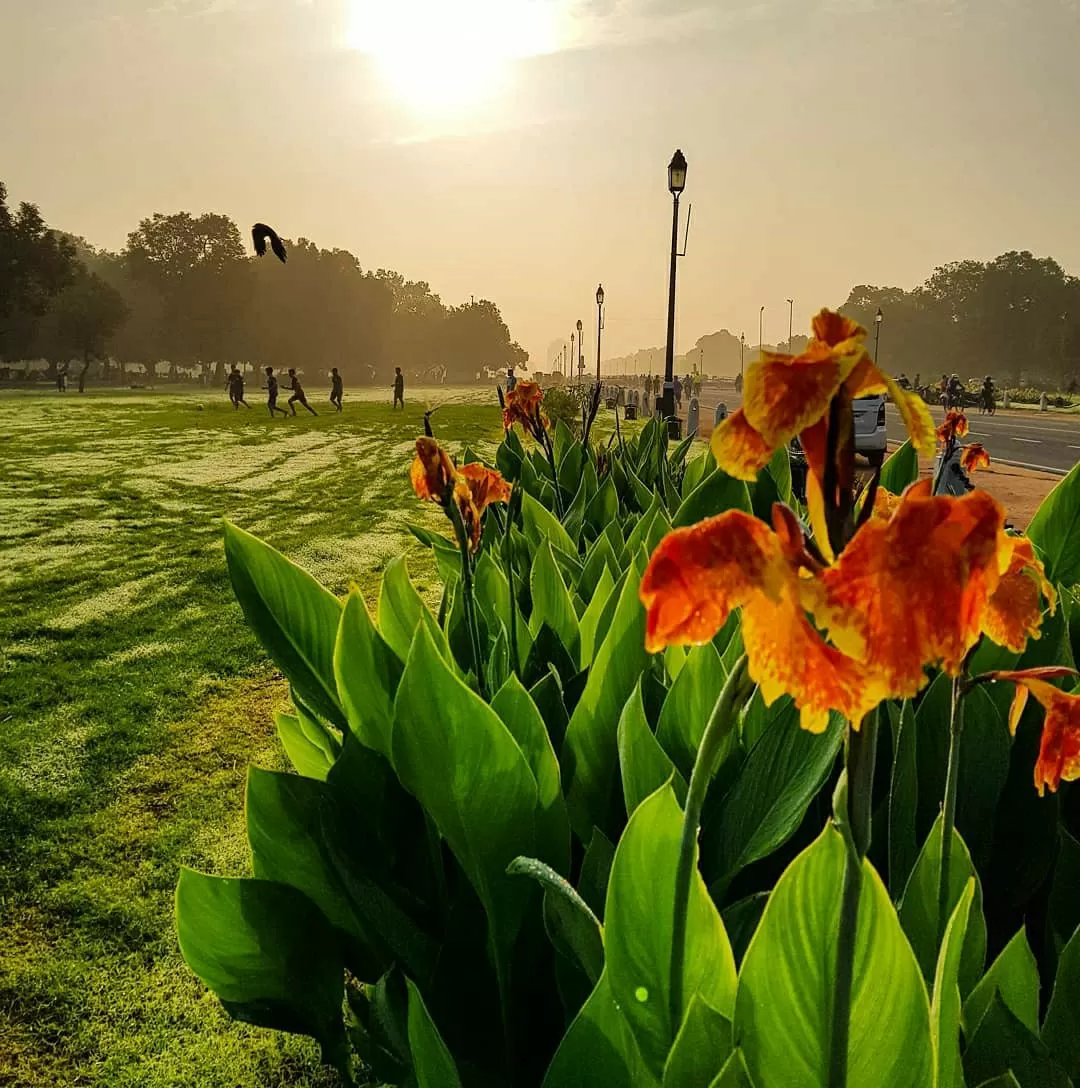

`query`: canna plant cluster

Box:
[177,312,1080,1088]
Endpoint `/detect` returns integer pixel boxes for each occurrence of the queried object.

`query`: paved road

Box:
[693,385,1080,475]
[887,405,1079,475]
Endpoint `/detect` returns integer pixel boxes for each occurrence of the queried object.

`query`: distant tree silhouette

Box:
[0,182,77,361]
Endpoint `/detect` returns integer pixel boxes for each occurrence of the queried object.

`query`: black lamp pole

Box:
[874,307,883,363]
[596,284,604,383]
[662,149,687,435]
[576,319,583,382]
[787,298,794,351]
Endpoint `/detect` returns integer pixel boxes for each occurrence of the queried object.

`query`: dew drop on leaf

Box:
[634,986,649,1003]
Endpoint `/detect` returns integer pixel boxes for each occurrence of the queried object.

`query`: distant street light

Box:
[759,305,765,356]
[576,318,583,382]
[740,332,745,381]
[662,149,688,436]
[596,284,605,383]
[787,298,794,351]
[570,332,575,380]
[874,307,884,366]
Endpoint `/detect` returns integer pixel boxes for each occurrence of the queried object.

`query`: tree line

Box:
[597,251,1080,390]
[0,181,528,388]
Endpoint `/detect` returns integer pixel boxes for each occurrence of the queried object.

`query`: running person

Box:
[287,368,317,415]
[393,367,405,410]
[264,367,289,417]
[329,367,343,412]
[227,364,251,409]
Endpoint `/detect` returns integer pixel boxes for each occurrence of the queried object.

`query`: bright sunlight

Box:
[346,0,561,113]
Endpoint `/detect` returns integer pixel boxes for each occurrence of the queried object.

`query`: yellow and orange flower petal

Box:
[458,462,511,513]
[937,410,969,444]
[961,443,991,474]
[870,487,903,522]
[845,357,936,454]
[810,310,867,350]
[810,486,1006,697]
[981,535,1056,652]
[411,437,456,502]
[503,380,545,432]
[453,479,483,551]
[742,343,849,449]
[710,408,775,482]
[640,507,869,732]
[987,670,1080,794]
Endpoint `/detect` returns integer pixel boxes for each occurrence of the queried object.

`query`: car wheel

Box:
[867,451,885,468]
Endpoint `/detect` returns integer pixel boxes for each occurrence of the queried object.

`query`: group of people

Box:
[893,371,997,412]
[226,365,407,416]
[639,373,701,411]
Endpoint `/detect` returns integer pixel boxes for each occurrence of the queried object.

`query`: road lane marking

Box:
[1010,437,1041,443]
[992,459,1068,475]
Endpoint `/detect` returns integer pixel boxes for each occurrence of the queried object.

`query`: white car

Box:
[853,394,887,467]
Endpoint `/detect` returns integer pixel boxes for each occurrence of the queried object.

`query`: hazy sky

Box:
[3,0,1079,368]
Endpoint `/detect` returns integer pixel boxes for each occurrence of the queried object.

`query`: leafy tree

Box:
[0,182,77,360]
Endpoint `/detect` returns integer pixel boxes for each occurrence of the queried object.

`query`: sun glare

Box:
[347,0,560,114]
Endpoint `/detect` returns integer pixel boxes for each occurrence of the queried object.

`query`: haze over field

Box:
[3,0,1079,365]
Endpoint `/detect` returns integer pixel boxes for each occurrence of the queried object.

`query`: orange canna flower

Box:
[641,504,880,732]
[454,479,483,551]
[807,481,1005,700]
[411,440,511,551]
[503,380,548,434]
[711,309,935,483]
[458,461,512,513]
[411,437,456,502]
[870,486,903,522]
[981,534,1056,652]
[986,669,1080,794]
[960,442,990,474]
[937,410,969,444]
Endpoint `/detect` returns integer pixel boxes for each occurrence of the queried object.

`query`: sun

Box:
[347,0,559,114]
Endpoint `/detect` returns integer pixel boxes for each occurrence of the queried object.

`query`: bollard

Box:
[687,397,700,436]
[714,402,728,427]
[1003,391,1010,409]
[1040,392,1048,412]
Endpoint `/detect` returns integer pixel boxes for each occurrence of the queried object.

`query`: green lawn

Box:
[0,386,503,1087]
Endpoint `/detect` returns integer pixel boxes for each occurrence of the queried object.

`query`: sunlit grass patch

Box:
[0,385,503,1086]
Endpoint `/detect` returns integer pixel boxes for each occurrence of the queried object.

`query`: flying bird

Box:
[251,223,287,263]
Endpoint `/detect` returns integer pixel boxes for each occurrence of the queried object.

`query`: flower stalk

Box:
[670,655,751,1028]
[828,710,879,1088]
[936,673,966,947]
[445,481,486,698]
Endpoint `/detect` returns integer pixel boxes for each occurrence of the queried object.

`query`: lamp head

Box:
[668,149,687,194]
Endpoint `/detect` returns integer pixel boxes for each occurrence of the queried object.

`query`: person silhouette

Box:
[227,364,250,409]
[329,367,343,412]
[287,368,317,415]
[393,367,405,410]
[264,367,289,417]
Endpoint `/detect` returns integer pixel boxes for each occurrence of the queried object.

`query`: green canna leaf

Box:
[604,785,737,1079]
[735,825,933,1088]
[931,879,975,1088]
[224,520,344,728]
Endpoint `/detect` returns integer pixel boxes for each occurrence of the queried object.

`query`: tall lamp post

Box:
[595,284,605,383]
[662,149,688,435]
[740,332,745,382]
[570,332,575,380]
[787,298,794,351]
[576,319,583,382]
[874,307,883,364]
[759,305,765,356]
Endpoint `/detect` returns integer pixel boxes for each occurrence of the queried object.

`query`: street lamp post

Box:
[569,333,574,380]
[595,284,605,383]
[759,306,765,357]
[662,149,688,436]
[740,332,745,382]
[787,298,794,351]
[874,308,883,364]
[576,319,583,382]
